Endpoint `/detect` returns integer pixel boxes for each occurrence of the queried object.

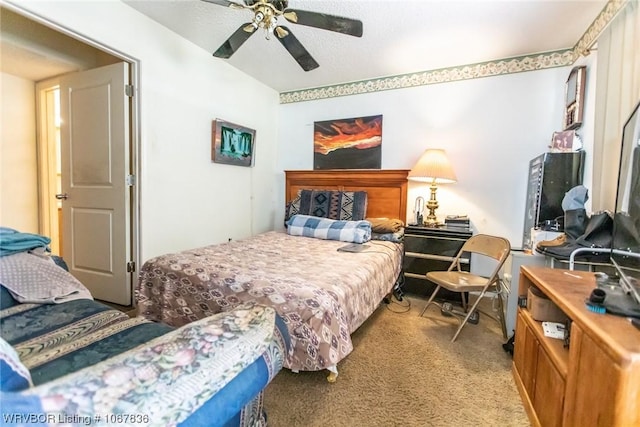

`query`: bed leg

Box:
[326,365,338,383]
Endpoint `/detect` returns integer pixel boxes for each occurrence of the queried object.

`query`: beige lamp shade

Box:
[408,149,457,183]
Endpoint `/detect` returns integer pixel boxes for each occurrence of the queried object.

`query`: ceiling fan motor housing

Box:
[246,0,287,10]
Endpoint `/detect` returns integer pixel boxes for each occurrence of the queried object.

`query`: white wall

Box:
[277,68,574,249]
[10,1,280,261]
[0,72,39,232]
[4,1,602,256]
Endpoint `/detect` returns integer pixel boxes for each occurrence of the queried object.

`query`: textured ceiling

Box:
[124,0,609,92]
[1,1,609,90]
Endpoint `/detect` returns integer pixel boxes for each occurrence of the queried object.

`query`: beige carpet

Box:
[263,295,530,427]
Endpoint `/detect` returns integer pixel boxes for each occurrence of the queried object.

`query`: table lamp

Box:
[408,148,457,226]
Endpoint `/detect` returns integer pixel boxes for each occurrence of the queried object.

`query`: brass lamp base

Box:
[424,181,439,226]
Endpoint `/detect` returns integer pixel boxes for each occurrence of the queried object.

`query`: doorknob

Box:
[55,193,68,200]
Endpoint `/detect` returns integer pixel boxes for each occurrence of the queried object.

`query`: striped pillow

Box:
[286,215,371,244]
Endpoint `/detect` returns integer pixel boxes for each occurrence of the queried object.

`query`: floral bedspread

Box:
[5,303,283,427]
[136,231,402,372]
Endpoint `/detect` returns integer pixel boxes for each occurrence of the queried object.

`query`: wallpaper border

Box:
[279,0,626,104]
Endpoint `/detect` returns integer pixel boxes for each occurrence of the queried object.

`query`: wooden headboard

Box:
[285,170,409,222]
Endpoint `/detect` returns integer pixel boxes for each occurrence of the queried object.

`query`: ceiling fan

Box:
[201,0,363,71]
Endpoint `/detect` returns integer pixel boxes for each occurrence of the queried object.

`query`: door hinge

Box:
[127,261,136,273]
[126,175,136,186]
[125,84,134,97]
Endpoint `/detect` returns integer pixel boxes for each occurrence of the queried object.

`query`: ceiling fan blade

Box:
[201,0,244,8]
[275,26,319,72]
[283,8,363,37]
[213,24,256,58]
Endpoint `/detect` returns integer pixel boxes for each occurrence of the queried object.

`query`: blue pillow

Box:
[0,338,32,391]
[286,214,371,244]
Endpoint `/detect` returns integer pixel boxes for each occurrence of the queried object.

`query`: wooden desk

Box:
[513,266,640,427]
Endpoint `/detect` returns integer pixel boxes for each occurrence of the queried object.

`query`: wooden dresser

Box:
[513,266,640,427]
[402,225,472,299]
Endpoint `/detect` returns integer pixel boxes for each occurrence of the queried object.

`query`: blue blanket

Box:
[0,228,50,257]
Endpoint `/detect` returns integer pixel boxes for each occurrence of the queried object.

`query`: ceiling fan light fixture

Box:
[254,10,265,25]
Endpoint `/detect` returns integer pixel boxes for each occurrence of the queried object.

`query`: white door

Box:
[59,62,132,305]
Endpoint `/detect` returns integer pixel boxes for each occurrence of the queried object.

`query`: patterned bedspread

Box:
[0,298,173,385]
[2,299,289,427]
[136,231,402,372]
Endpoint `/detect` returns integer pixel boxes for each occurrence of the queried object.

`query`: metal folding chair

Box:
[419,234,511,342]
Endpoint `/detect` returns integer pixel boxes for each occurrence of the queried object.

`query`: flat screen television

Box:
[611,100,640,306]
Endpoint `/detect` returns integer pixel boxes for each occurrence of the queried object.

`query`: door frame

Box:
[10,3,143,305]
[35,78,61,255]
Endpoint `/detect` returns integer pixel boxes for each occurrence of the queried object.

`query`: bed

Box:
[136,169,409,380]
[0,245,289,427]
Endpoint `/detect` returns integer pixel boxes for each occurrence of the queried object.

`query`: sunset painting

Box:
[313,115,382,169]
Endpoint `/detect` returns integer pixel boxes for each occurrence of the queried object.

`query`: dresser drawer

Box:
[403,255,468,275]
[402,226,472,301]
[404,234,467,257]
